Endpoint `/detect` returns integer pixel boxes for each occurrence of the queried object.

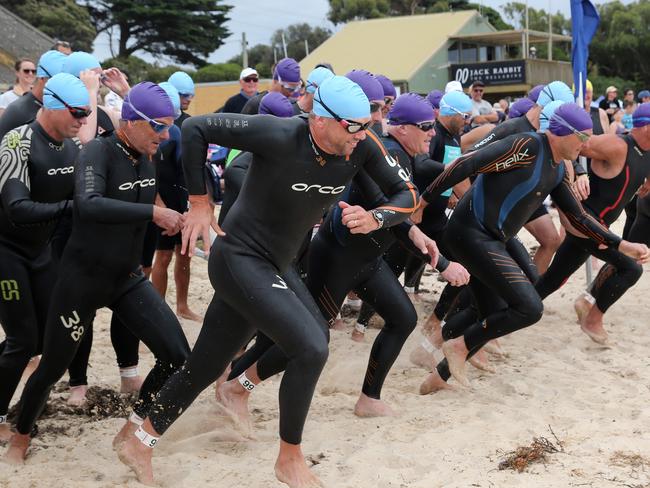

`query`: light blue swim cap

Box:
[168,71,195,96]
[306,67,334,94]
[539,100,566,132]
[37,50,67,78]
[537,81,574,108]
[439,91,473,116]
[313,75,370,120]
[62,52,101,77]
[158,82,181,118]
[43,73,90,110]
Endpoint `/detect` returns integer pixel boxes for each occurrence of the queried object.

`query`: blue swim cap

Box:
[439,91,472,116]
[62,52,101,77]
[43,73,90,110]
[37,50,67,78]
[537,81,574,108]
[539,100,565,132]
[306,67,334,94]
[158,82,181,119]
[168,71,195,96]
[313,75,370,121]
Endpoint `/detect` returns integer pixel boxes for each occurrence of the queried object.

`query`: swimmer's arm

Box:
[75,140,153,223]
[551,173,621,248]
[181,114,282,195]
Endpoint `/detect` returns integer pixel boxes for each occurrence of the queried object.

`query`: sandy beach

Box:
[1,215,649,488]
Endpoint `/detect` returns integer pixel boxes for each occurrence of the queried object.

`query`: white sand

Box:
[1,215,649,488]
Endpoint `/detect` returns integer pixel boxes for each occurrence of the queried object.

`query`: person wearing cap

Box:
[426,89,443,117]
[0,73,89,443]
[416,102,648,390]
[0,58,36,117]
[375,74,396,117]
[5,82,191,464]
[528,84,545,103]
[638,90,650,104]
[599,85,622,122]
[241,58,303,116]
[345,69,385,131]
[537,102,650,344]
[508,97,535,119]
[168,71,195,126]
[578,79,610,136]
[469,80,499,125]
[297,66,334,113]
[117,75,418,487]
[445,80,463,93]
[222,67,259,114]
[0,50,66,141]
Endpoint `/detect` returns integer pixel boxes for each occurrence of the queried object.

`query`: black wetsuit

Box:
[147,113,417,445]
[241,91,301,116]
[0,93,42,141]
[14,131,190,435]
[420,133,621,379]
[0,122,77,420]
[536,134,648,312]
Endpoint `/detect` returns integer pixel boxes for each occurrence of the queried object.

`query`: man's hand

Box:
[101,68,130,98]
[407,225,439,268]
[153,206,184,236]
[447,193,459,209]
[79,69,100,93]
[441,262,470,286]
[411,198,428,224]
[181,195,224,256]
[638,179,650,198]
[339,201,379,234]
[573,174,590,200]
[619,240,650,264]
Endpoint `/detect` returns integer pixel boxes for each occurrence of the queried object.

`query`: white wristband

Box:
[404,286,415,294]
[420,337,435,354]
[0,414,6,424]
[238,373,256,392]
[354,322,367,334]
[134,426,159,448]
[129,412,144,426]
[120,366,139,378]
[583,292,596,305]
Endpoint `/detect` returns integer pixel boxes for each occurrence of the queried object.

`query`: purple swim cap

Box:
[122,82,175,121]
[548,103,593,136]
[632,102,650,128]
[508,98,535,119]
[375,74,396,98]
[259,92,294,118]
[273,58,301,83]
[427,89,444,109]
[388,93,435,125]
[345,70,384,103]
[528,84,545,103]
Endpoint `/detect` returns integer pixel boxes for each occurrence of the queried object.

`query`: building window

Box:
[448,42,459,64]
[461,43,477,62]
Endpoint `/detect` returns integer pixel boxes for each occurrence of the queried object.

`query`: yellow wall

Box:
[186,80,272,116]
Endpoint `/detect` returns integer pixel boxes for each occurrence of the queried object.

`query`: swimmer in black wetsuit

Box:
[538,103,650,343]
[417,103,648,390]
[118,75,417,488]
[0,74,87,442]
[4,82,190,465]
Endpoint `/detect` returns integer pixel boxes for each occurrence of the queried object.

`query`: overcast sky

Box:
[92,1,627,65]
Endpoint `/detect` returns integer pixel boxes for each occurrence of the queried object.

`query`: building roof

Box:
[299,10,486,82]
[450,29,572,45]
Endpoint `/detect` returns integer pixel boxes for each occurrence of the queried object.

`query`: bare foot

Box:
[469,349,495,373]
[442,338,470,387]
[215,379,252,430]
[350,327,365,343]
[331,317,345,331]
[117,431,155,486]
[177,307,202,322]
[214,363,232,395]
[353,393,396,417]
[483,340,506,357]
[67,385,88,406]
[21,356,40,381]
[4,433,30,464]
[0,424,12,443]
[580,316,609,344]
[113,419,139,451]
[419,370,455,395]
[120,376,144,394]
[409,337,436,370]
[275,441,323,488]
[431,324,444,349]
[574,294,593,325]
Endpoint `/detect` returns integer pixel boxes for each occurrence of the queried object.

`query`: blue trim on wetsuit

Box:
[473,174,485,226]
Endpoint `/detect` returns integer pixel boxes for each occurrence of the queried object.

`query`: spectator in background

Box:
[222,68,259,113]
[0,58,36,117]
[623,88,635,104]
[469,80,498,125]
[638,90,650,104]
[582,79,609,135]
[241,58,302,115]
[168,71,195,126]
[608,106,627,134]
[621,99,635,131]
[51,40,72,55]
[498,98,509,114]
[599,85,621,122]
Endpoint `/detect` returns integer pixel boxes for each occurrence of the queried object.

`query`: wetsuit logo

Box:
[5,132,20,150]
[384,154,411,182]
[271,275,288,289]
[474,133,496,148]
[47,166,74,176]
[291,183,345,195]
[0,280,19,301]
[119,179,156,191]
[495,148,531,171]
[60,311,84,341]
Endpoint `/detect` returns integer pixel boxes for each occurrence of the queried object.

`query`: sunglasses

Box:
[179,93,194,99]
[472,88,484,93]
[124,100,172,133]
[315,88,371,134]
[409,121,435,132]
[552,114,591,142]
[45,89,92,119]
[440,101,471,120]
[370,102,382,113]
[242,77,258,83]
[22,69,37,75]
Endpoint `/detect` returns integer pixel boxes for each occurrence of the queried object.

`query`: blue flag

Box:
[571,0,600,105]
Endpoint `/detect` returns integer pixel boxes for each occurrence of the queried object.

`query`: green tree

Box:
[228,44,274,77]
[270,23,332,62]
[194,62,241,82]
[101,55,153,83]
[82,0,232,67]
[0,0,96,51]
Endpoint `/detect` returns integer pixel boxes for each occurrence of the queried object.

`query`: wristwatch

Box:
[370,209,385,229]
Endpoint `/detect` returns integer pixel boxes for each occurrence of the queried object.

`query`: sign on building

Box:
[450,60,526,86]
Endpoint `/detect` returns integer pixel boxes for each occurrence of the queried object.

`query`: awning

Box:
[449,29,572,45]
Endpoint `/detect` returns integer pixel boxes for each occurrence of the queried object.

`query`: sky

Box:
[92,0,627,66]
